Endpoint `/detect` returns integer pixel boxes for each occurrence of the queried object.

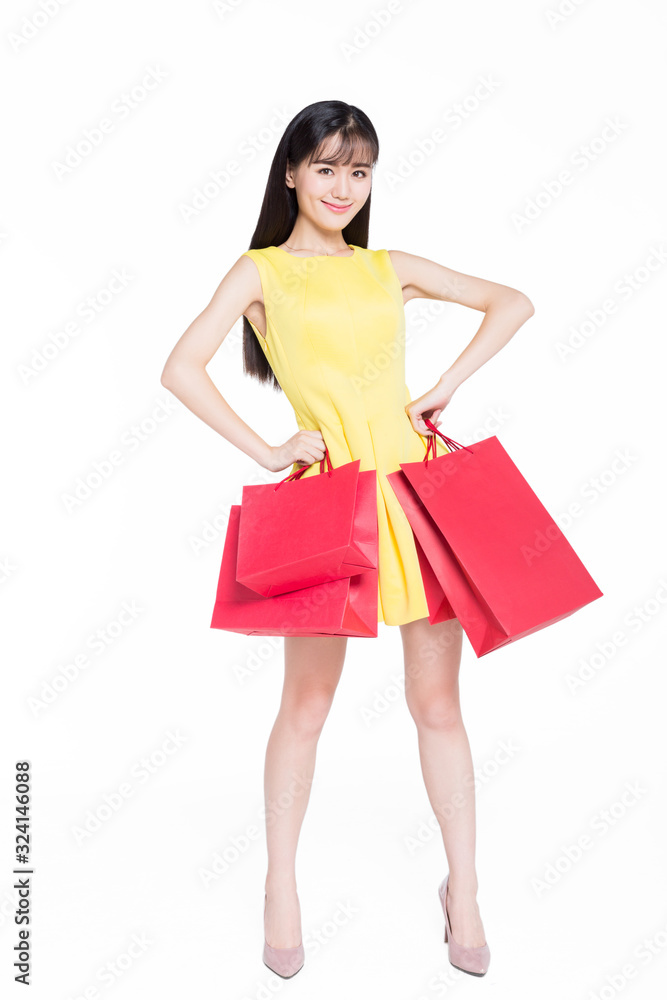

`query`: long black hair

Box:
[242,100,380,389]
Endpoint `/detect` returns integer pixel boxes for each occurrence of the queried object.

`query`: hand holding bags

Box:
[236,447,377,596]
[210,447,379,637]
[387,419,603,657]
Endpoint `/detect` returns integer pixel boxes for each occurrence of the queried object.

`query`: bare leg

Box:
[263,634,347,948]
[399,616,486,948]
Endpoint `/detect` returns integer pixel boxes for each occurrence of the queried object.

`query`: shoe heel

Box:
[439,881,448,942]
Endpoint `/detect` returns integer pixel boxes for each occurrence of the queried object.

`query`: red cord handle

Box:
[273,418,471,488]
[274,444,334,491]
[422,418,474,464]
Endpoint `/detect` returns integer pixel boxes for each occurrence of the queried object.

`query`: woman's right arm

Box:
[160,255,324,473]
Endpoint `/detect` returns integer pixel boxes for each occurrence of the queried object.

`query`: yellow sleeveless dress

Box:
[242,244,449,626]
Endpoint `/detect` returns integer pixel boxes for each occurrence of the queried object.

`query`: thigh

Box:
[399,616,464,703]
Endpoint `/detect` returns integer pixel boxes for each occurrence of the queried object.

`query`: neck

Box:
[283,223,348,255]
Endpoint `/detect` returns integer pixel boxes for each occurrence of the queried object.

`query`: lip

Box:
[321,200,352,213]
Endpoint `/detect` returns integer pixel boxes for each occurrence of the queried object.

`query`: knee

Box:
[406,693,462,733]
[282,688,335,739]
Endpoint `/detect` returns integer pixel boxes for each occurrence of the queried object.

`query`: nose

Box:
[329,177,351,201]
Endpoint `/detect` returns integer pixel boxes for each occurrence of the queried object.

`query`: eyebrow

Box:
[312,159,372,168]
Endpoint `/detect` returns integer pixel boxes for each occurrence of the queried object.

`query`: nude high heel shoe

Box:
[438,875,490,977]
[262,892,305,979]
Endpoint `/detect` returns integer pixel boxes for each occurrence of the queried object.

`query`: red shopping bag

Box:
[236,449,377,597]
[388,471,458,626]
[210,506,378,637]
[387,420,603,657]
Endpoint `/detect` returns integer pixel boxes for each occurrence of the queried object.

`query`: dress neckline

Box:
[269,244,358,260]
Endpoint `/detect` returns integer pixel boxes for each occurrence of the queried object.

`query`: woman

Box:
[160,99,534,979]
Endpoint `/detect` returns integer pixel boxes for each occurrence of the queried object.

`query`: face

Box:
[285,139,373,231]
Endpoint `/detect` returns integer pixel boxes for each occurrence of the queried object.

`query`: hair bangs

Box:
[309,129,377,169]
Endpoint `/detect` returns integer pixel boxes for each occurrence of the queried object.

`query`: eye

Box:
[317,167,367,178]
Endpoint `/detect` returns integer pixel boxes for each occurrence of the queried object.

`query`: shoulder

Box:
[384,248,454,295]
[238,247,276,279]
[356,246,404,269]
[240,247,270,266]
[386,248,419,274]
[239,247,281,279]
[232,249,265,277]
[223,250,267,304]
[384,248,459,303]
[384,248,423,291]
[354,246,412,289]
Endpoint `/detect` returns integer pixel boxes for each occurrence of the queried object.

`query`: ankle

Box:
[446,874,479,900]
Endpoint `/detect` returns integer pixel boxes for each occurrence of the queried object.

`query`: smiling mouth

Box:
[322,200,352,210]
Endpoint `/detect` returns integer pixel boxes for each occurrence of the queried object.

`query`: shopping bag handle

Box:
[274,445,334,490]
[422,418,474,464]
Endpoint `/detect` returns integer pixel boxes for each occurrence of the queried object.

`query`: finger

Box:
[301,445,326,464]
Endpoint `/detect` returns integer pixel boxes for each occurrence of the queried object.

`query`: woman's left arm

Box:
[388,249,535,436]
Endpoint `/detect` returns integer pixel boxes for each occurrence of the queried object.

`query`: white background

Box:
[2,0,666,997]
